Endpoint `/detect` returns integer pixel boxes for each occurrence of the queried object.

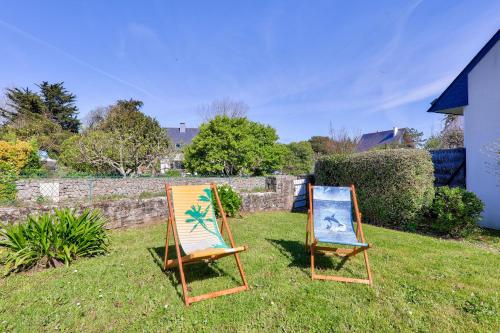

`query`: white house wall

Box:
[465,40,500,229]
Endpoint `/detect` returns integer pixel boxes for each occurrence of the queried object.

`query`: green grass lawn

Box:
[1,212,498,332]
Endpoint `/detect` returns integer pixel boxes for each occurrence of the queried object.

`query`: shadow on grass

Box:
[266,238,357,274]
[147,246,241,292]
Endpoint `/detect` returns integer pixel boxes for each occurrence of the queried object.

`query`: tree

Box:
[423,115,464,150]
[0,82,80,132]
[283,141,315,175]
[83,106,110,130]
[198,98,249,121]
[441,114,464,148]
[403,128,424,148]
[424,134,442,150]
[329,125,359,154]
[184,116,285,176]
[0,113,72,155]
[59,99,171,177]
[309,136,335,155]
[38,82,80,132]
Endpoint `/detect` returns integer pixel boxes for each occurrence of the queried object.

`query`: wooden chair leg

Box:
[233,252,248,288]
[163,218,172,270]
[362,247,373,285]
[310,242,316,279]
[305,230,309,251]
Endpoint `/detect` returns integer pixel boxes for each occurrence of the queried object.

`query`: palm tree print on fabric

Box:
[184,188,227,248]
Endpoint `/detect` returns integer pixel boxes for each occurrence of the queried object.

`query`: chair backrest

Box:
[312,186,356,243]
[169,185,228,254]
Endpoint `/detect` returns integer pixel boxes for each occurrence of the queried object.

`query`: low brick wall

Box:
[1,176,296,228]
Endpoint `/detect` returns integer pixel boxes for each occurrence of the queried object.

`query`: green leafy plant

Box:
[163,169,181,177]
[0,162,17,204]
[0,209,108,275]
[184,115,286,176]
[425,186,484,237]
[212,184,242,218]
[282,141,315,175]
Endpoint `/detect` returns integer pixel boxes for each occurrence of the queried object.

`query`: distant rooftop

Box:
[356,127,407,152]
[165,122,199,147]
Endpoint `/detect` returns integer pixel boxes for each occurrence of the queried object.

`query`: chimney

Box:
[180,122,186,133]
[393,127,398,136]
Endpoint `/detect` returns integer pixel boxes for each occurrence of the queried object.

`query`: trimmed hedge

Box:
[315,149,434,228]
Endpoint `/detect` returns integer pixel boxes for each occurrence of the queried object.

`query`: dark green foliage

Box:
[315,149,435,228]
[0,87,44,119]
[184,116,285,176]
[309,136,335,155]
[0,209,108,274]
[19,141,47,177]
[283,141,314,175]
[163,169,181,177]
[0,82,80,132]
[0,162,17,204]
[37,82,80,132]
[425,186,484,237]
[212,184,242,217]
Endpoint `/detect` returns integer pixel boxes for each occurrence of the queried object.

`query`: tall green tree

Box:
[403,128,425,148]
[184,116,285,176]
[38,82,80,132]
[0,87,45,121]
[59,99,171,177]
[283,141,315,175]
[0,82,80,132]
[309,136,335,155]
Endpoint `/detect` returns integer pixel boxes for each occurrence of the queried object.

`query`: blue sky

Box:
[1,1,499,142]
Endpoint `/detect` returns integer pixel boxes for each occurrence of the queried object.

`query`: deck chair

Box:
[163,183,248,305]
[305,184,373,285]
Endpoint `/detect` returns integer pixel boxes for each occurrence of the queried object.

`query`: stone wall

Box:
[15,176,268,203]
[0,197,167,229]
[1,176,296,228]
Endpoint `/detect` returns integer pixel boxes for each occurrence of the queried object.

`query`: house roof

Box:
[165,127,199,146]
[427,29,500,115]
[356,128,407,152]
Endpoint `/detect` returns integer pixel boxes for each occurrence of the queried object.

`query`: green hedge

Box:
[315,149,435,228]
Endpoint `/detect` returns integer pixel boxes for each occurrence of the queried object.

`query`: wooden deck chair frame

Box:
[305,184,373,285]
[163,183,249,305]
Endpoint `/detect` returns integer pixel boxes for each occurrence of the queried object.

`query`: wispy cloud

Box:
[365,74,455,114]
[0,18,161,101]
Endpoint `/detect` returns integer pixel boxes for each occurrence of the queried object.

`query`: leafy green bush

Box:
[212,184,242,217]
[283,141,315,175]
[19,140,47,177]
[0,162,17,204]
[425,186,483,237]
[163,169,181,177]
[0,209,109,274]
[184,116,286,176]
[315,149,434,228]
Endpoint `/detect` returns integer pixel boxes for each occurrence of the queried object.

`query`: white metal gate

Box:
[293,178,309,210]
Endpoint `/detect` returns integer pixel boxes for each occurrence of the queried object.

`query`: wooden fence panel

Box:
[430,148,466,187]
